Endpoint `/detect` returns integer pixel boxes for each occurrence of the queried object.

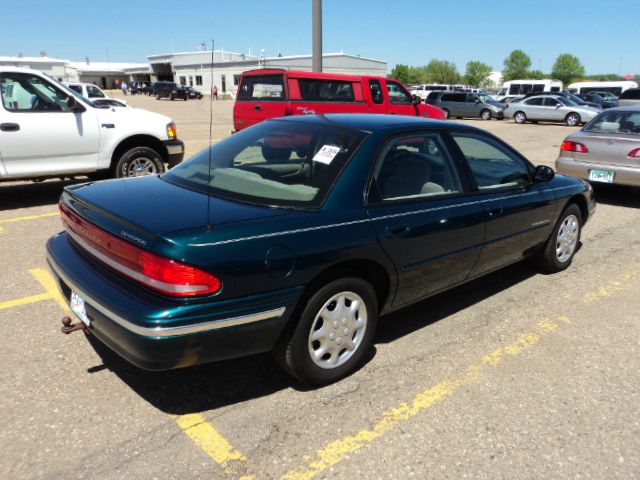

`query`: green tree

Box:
[502,50,532,81]
[528,69,545,80]
[464,61,493,87]
[551,54,585,85]
[389,64,411,84]
[424,59,461,84]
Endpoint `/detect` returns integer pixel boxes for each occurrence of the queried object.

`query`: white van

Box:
[496,79,563,100]
[410,83,476,99]
[567,81,638,96]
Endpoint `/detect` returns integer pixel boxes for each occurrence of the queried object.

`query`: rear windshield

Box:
[584,110,640,134]
[237,74,285,101]
[620,89,640,100]
[163,119,367,208]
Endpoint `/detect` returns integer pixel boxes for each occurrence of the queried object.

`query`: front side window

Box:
[373,133,462,201]
[299,79,355,102]
[369,79,384,104]
[543,97,560,107]
[0,73,73,112]
[237,74,285,101]
[86,85,105,98]
[452,134,532,190]
[386,80,412,105]
[163,119,367,208]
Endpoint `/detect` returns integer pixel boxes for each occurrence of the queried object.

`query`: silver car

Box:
[556,106,640,187]
[506,95,600,126]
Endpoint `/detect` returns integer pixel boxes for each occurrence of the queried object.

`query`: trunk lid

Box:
[572,131,640,168]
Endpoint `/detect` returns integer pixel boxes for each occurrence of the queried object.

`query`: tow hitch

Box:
[61,316,90,335]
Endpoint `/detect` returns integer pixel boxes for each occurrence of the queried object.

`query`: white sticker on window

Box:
[313,145,341,165]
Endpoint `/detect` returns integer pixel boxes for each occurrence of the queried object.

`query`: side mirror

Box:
[412,95,421,105]
[534,165,555,182]
[67,96,85,113]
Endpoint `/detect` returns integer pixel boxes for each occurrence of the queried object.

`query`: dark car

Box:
[151,81,188,101]
[185,87,203,99]
[47,114,595,385]
[576,93,617,109]
[523,91,601,109]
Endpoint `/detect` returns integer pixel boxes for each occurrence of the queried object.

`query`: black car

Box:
[185,87,203,99]
[151,81,188,101]
[523,91,600,109]
[576,93,616,109]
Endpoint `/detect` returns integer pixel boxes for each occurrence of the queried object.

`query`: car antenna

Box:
[206,39,214,231]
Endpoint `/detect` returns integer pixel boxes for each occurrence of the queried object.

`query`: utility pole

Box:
[312,0,322,72]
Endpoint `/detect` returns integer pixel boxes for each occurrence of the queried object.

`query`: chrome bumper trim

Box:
[47,252,286,338]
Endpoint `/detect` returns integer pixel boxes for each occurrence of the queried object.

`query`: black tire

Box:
[169,94,175,101]
[155,94,160,100]
[480,109,492,120]
[533,204,582,273]
[114,146,165,178]
[565,112,581,126]
[274,277,378,385]
[442,108,450,119]
[514,111,527,124]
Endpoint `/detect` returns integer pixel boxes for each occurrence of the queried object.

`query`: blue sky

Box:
[1,0,637,75]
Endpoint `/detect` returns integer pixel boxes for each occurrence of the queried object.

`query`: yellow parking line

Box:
[174,413,247,474]
[280,316,571,480]
[0,292,52,310]
[0,212,59,224]
[29,268,70,313]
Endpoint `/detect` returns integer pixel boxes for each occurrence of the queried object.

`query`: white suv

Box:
[0,68,184,181]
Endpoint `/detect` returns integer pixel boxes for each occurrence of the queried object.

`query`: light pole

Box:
[312,0,322,72]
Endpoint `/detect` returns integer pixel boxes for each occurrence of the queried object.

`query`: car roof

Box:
[267,113,481,134]
[598,105,640,113]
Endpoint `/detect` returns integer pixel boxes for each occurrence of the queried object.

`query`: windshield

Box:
[163,119,367,208]
[478,94,498,104]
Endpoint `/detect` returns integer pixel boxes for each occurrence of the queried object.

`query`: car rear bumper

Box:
[556,156,640,187]
[164,139,185,167]
[46,232,301,371]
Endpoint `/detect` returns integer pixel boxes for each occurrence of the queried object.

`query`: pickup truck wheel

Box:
[274,277,378,385]
[115,146,165,178]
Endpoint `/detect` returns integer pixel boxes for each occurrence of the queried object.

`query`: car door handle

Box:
[387,225,410,235]
[0,122,20,132]
[488,207,503,217]
[254,105,262,111]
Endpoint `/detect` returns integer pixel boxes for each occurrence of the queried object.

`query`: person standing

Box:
[121,80,128,95]
[212,85,218,100]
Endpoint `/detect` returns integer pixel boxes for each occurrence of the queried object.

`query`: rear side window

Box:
[299,79,355,102]
[441,93,454,102]
[369,79,384,104]
[620,89,640,100]
[67,85,82,94]
[237,75,285,101]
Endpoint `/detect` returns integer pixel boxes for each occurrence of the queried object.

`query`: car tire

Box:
[114,146,165,178]
[155,94,160,100]
[169,94,175,101]
[565,112,581,126]
[442,109,450,119]
[480,109,492,120]
[533,204,582,273]
[514,111,527,124]
[274,277,378,385]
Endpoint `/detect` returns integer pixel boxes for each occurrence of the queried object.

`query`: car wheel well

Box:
[111,135,167,170]
[300,260,390,316]
[564,195,589,223]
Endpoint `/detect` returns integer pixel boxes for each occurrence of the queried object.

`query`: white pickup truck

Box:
[0,67,184,181]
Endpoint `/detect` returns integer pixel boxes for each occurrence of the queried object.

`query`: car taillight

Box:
[629,148,640,158]
[561,140,589,153]
[59,203,221,297]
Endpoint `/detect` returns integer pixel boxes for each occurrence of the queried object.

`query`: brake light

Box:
[59,204,221,297]
[629,148,640,158]
[561,141,589,153]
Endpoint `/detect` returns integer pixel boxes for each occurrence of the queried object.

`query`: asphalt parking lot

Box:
[1,96,639,480]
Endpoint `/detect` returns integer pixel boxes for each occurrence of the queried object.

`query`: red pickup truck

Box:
[233,69,446,131]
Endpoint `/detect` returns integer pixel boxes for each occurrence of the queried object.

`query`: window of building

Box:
[179,76,186,86]
[196,75,203,86]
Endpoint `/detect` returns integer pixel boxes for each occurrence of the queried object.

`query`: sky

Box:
[1,0,637,75]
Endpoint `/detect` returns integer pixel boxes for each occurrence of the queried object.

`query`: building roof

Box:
[0,55,68,64]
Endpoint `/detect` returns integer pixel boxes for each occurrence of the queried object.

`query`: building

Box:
[148,50,388,97]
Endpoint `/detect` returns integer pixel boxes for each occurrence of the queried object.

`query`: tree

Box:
[424,59,461,84]
[551,54,585,85]
[464,61,492,87]
[502,50,532,81]
[528,69,545,80]
[389,64,411,84]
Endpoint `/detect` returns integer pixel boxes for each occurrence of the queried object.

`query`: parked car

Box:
[64,82,128,108]
[501,96,524,104]
[507,95,600,126]
[233,69,445,132]
[47,113,595,385]
[151,81,189,101]
[0,67,184,181]
[185,87,203,99]
[576,93,617,109]
[617,88,640,107]
[426,91,505,120]
[591,91,618,102]
[556,106,640,187]
[523,91,601,109]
